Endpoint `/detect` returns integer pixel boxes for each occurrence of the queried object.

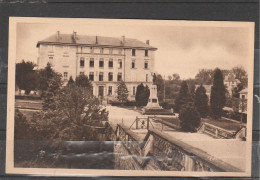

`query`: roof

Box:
[239,88,248,94]
[37,33,157,50]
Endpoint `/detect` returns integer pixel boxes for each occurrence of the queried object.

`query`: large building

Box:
[37,31,157,102]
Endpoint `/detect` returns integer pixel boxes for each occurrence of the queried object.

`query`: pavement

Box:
[106,105,247,172]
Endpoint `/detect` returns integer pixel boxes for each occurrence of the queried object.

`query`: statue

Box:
[152,73,156,84]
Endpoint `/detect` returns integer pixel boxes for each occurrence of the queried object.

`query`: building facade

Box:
[224,73,240,95]
[37,31,157,102]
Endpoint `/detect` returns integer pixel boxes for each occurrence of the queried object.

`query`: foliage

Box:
[14,109,31,140]
[116,80,129,104]
[179,103,201,132]
[172,73,180,81]
[16,60,38,94]
[31,85,108,141]
[67,76,75,86]
[154,74,164,102]
[195,69,214,85]
[135,83,150,106]
[37,63,56,92]
[210,68,226,119]
[232,66,248,87]
[75,74,92,89]
[175,81,191,113]
[42,72,63,111]
[194,85,209,118]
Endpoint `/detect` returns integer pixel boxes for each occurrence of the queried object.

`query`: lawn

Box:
[201,117,244,132]
[15,99,43,110]
[154,116,243,132]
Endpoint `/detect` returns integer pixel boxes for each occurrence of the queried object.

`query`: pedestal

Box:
[145,84,162,109]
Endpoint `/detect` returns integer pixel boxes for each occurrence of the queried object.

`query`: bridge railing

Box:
[114,123,242,172]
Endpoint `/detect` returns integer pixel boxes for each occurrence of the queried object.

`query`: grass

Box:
[15,99,43,110]
[201,117,244,132]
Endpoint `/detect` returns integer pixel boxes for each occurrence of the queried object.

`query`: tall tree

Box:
[42,72,63,111]
[210,68,226,119]
[172,73,180,81]
[194,85,209,118]
[179,103,201,132]
[135,83,150,106]
[195,69,214,85]
[16,60,37,94]
[154,74,164,102]
[38,63,56,92]
[75,74,92,89]
[116,80,129,104]
[175,81,191,113]
[67,76,75,86]
[232,66,248,87]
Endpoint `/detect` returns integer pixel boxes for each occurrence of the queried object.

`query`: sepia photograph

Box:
[6,17,254,177]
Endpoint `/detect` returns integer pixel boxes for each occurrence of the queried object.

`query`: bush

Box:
[179,104,201,132]
[14,109,31,140]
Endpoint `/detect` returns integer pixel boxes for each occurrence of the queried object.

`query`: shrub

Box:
[179,103,201,132]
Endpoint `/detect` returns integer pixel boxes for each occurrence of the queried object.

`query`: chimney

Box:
[73,31,77,40]
[146,40,150,45]
[56,31,60,40]
[121,36,125,45]
[96,36,98,44]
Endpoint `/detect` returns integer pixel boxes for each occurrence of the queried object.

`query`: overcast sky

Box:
[16,19,250,79]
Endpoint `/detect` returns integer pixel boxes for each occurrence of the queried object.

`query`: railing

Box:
[198,123,235,139]
[114,123,242,172]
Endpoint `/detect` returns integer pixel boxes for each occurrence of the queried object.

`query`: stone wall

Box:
[112,123,242,172]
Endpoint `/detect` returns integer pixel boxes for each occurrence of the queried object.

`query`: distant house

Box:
[239,88,248,100]
[223,73,240,95]
[195,85,212,100]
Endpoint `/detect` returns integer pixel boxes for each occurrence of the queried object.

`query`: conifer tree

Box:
[175,81,191,113]
[135,83,150,106]
[210,68,226,119]
[67,76,75,86]
[194,85,209,118]
[116,80,129,104]
[179,103,201,132]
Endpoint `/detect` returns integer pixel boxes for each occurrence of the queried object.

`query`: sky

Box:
[16,19,250,79]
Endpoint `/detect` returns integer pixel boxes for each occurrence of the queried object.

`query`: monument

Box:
[145,73,162,109]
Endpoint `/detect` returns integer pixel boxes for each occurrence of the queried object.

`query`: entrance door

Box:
[98,86,104,98]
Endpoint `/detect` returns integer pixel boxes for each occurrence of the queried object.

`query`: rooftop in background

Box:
[36,31,157,50]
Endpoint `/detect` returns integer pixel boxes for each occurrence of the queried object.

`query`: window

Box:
[80,72,84,75]
[99,58,104,68]
[146,74,148,82]
[132,60,135,68]
[109,48,113,54]
[117,72,122,81]
[133,86,136,96]
[108,72,113,81]
[89,58,94,67]
[109,59,113,68]
[89,72,94,81]
[90,47,94,53]
[242,95,245,99]
[64,72,68,80]
[49,56,54,66]
[132,49,136,56]
[145,50,148,57]
[100,48,104,54]
[99,72,103,81]
[108,86,112,95]
[80,57,85,67]
[118,59,122,69]
[144,61,148,69]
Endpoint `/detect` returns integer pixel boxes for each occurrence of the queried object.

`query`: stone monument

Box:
[145,73,162,109]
